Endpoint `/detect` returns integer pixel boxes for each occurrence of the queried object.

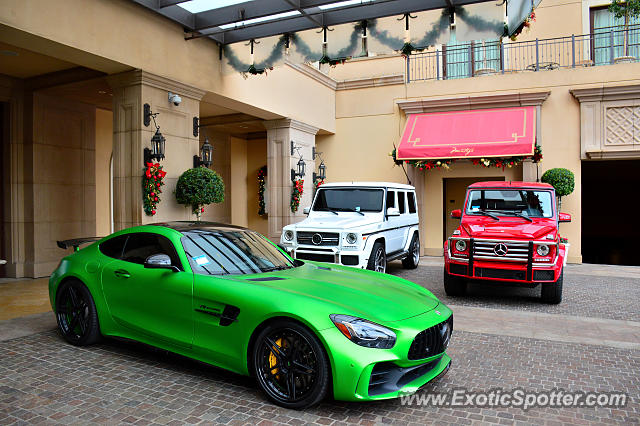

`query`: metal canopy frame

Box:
[130,0,495,45]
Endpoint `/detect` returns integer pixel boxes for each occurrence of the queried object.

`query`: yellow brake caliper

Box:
[269,338,284,378]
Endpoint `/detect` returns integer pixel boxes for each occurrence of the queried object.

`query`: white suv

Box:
[280,182,420,273]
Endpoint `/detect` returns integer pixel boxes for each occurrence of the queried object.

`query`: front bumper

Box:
[282,246,369,269]
[445,238,564,283]
[318,305,453,401]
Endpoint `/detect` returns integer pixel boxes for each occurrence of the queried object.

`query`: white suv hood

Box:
[291,214,380,230]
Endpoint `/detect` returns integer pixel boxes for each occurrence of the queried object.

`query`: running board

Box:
[387,250,409,261]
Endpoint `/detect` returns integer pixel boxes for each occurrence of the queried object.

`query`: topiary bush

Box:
[541,168,574,209]
[175,167,225,219]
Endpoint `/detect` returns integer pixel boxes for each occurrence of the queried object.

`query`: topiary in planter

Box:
[541,168,574,209]
[175,167,225,219]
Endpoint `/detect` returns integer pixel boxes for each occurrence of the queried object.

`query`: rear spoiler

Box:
[57,237,102,252]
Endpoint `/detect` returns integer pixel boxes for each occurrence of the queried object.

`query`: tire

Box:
[252,319,330,409]
[55,279,101,346]
[541,269,563,304]
[367,241,387,274]
[402,233,420,269]
[443,268,467,296]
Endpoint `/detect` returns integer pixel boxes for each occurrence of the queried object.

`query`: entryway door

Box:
[443,177,505,242]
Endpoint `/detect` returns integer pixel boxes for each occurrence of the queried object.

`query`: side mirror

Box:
[303,207,310,215]
[558,212,571,223]
[144,254,179,272]
[387,207,400,217]
[450,209,462,219]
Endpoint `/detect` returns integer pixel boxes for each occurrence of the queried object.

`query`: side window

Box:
[121,232,182,269]
[397,191,406,214]
[408,192,417,214]
[99,235,128,259]
[386,190,396,209]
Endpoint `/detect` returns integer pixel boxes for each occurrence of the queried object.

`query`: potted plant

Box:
[175,167,225,220]
[609,0,640,63]
[541,167,574,210]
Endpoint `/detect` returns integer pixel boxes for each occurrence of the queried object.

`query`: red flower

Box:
[154,197,158,201]
[145,169,151,178]
[156,183,160,187]
[151,210,156,215]
[150,192,155,197]
[201,207,205,213]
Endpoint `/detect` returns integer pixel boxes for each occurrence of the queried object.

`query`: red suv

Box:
[443,181,571,304]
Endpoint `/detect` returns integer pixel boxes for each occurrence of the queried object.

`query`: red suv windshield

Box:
[465,189,554,218]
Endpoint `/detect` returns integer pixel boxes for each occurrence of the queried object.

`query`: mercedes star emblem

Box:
[311,233,323,245]
[493,243,508,256]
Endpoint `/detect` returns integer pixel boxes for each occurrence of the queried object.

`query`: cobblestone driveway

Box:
[1,263,639,425]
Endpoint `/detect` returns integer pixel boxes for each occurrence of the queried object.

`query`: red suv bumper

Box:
[444,238,565,283]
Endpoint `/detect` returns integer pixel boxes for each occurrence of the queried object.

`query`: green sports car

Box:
[50,222,452,409]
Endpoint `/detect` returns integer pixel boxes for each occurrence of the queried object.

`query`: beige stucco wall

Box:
[95,108,112,237]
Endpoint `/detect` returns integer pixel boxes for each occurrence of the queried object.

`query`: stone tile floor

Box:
[1,261,639,425]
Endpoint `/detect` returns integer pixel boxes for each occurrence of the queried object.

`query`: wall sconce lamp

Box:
[143,104,166,165]
[313,161,326,182]
[193,137,214,168]
[312,147,327,182]
[290,141,306,182]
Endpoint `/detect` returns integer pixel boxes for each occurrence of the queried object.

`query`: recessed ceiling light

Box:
[0,50,19,56]
[98,90,107,94]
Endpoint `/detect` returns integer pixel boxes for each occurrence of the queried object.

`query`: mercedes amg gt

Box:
[50,222,452,409]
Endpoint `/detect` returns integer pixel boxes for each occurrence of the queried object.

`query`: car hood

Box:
[291,214,380,230]
[461,217,556,240]
[236,263,439,323]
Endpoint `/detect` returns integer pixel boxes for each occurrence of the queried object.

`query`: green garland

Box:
[222,8,503,74]
[142,162,166,216]
[390,144,543,172]
[258,165,267,216]
[291,179,304,213]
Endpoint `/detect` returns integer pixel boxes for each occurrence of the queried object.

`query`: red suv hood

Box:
[461,216,556,240]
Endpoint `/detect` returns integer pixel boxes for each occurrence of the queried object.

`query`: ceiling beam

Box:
[207,0,461,44]
[193,0,337,32]
[159,0,190,8]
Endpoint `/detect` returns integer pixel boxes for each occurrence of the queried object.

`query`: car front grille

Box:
[296,253,335,263]
[297,231,339,246]
[476,267,526,280]
[533,269,555,281]
[473,240,530,262]
[408,315,453,360]
[341,255,359,265]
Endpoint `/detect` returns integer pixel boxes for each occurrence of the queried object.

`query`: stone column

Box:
[407,165,426,256]
[263,119,318,242]
[107,70,205,230]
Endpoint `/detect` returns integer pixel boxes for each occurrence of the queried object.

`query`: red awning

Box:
[396,106,537,160]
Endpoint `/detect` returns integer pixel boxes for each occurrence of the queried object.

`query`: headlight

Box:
[454,239,467,252]
[330,314,396,349]
[345,233,357,244]
[284,230,294,241]
[536,244,550,256]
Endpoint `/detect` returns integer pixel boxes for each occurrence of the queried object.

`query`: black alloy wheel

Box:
[253,320,329,409]
[55,279,101,346]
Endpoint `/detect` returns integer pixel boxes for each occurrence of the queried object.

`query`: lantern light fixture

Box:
[143,105,166,165]
[290,140,306,182]
[193,137,214,168]
[313,160,326,182]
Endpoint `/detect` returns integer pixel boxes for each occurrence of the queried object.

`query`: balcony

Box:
[406,24,640,83]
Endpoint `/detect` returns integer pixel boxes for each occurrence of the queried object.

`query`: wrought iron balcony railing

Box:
[406,24,640,83]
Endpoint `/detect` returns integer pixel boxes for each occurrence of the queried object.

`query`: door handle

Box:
[114,269,130,279]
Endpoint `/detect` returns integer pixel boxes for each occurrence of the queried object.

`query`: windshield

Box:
[465,189,554,218]
[181,230,293,275]
[312,188,384,212]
